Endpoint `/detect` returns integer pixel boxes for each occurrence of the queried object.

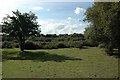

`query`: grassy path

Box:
[2,47,118,78]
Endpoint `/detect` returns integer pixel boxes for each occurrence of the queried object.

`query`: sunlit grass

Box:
[2,47,118,78]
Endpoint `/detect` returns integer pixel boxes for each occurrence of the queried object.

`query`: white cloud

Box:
[74,7,86,14]
[67,17,72,20]
[47,9,50,12]
[31,6,44,11]
[0,0,18,23]
[38,19,85,34]
[0,0,36,23]
[0,0,87,34]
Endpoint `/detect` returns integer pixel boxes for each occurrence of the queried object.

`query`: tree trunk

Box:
[19,41,25,52]
[20,44,24,52]
[118,48,120,54]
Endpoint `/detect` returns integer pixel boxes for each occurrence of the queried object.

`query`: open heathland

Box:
[2,47,118,78]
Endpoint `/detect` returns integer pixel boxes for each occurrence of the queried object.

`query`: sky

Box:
[0,0,94,34]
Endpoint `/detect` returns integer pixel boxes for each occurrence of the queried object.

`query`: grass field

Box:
[2,47,118,78]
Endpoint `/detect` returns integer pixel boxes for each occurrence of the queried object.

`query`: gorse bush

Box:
[2,37,85,49]
[43,42,58,49]
[15,43,19,48]
[2,41,15,48]
[23,41,84,50]
[57,43,67,48]
[0,42,2,48]
[24,41,39,50]
[24,41,59,49]
[105,44,114,55]
[82,40,96,47]
[2,33,86,49]
[98,43,106,48]
[2,41,85,49]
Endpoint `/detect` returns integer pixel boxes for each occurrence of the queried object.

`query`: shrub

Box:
[65,41,83,48]
[15,43,19,48]
[74,42,83,49]
[45,38,52,42]
[105,44,113,56]
[78,44,83,49]
[24,41,39,50]
[50,42,58,49]
[82,40,94,47]
[57,43,67,48]
[2,41,15,48]
[43,42,58,49]
[0,42,2,48]
[35,42,58,49]
[98,43,105,48]
[37,42,45,49]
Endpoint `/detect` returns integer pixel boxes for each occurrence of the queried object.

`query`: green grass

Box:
[2,47,118,78]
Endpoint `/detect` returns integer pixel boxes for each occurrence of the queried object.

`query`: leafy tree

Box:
[2,10,40,51]
[84,2,120,53]
[84,25,108,46]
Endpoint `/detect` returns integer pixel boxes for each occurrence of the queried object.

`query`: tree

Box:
[84,2,120,53]
[2,10,40,52]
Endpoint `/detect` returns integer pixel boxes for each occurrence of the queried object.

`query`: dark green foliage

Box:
[2,10,40,51]
[84,26,100,47]
[2,35,15,41]
[2,41,85,50]
[2,33,85,49]
[43,42,58,49]
[37,42,46,49]
[98,44,105,48]
[78,44,83,49]
[14,43,19,48]
[24,41,58,49]
[57,43,67,48]
[2,41,15,48]
[28,33,84,42]
[24,41,39,50]
[84,2,120,54]
[105,44,114,55]
[20,41,84,49]
[82,40,94,47]
[0,42,2,48]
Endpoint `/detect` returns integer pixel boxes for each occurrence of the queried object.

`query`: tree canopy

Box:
[84,2,120,53]
[2,10,40,51]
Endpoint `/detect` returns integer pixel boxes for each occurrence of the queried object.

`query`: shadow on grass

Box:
[107,53,120,58]
[8,51,82,62]
[81,46,89,49]
[106,49,120,58]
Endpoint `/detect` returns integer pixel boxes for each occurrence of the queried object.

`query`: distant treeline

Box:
[2,33,85,41]
[2,33,93,49]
